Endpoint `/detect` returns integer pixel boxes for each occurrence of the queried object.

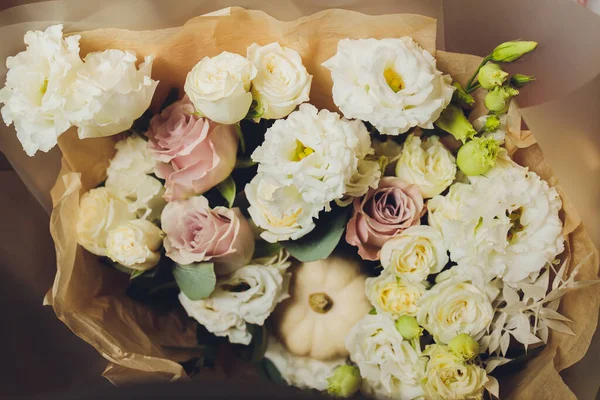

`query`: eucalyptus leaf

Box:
[281,204,349,262]
[235,123,246,154]
[253,241,282,259]
[235,158,258,169]
[173,262,216,301]
[130,269,145,280]
[258,358,286,386]
[217,176,236,208]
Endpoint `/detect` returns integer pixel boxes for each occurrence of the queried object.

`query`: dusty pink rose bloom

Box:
[346,177,425,261]
[147,97,238,201]
[161,196,255,275]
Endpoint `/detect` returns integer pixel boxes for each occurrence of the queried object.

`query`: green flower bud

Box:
[477,63,509,90]
[510,73,536,88]
[434,104,477,143]
[451,82,475,109]
[484,86,519,114]
[457,136,500,176]
[483,114,502,133]
[491,40,538,63]
[395,316,422,340]
[448,333,480,361]
[327,365,362,398]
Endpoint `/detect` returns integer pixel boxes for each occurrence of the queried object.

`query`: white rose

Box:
[76,187,136,256]
[246,173,321,243]
[365,271,427,319]
[178,292,250,344]
[380,226,448,283]
[184,51,257,124]
[396,134,457,198]
[417,279,494,344]
[422,344,488,400]
[0,25,82,156]
[252,104,369,205]
[346,314,427,399]
[69,50,158,139]
[107,134,155,175]
[105,219,164,271]
[322,37,454,136]
[246,42,312,120]
[265,336,345,391]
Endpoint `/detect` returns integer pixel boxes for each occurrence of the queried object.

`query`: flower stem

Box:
[468,83,481,93]
[466,55,492,92]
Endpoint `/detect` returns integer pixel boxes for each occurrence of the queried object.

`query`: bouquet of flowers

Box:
[2,8,597,399]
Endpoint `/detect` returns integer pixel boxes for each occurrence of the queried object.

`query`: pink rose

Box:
[346,177,425,261]
[147,98,238,201]
[162,196,255,275]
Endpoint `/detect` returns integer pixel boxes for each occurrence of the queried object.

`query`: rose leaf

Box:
[173,262,216,301]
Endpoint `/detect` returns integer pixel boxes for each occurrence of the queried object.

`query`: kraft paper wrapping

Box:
[0,3,599,399]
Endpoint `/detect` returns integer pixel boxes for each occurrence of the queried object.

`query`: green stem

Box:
[466,55,492,91]
[467,83,481,93]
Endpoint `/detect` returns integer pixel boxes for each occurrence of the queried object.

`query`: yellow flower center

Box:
[40,79,49,95]
[265,208,302,228]
[384,68,404,93]
[292,140,314,161]
[507,206,525,242]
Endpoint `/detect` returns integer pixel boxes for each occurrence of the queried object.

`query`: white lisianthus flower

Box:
[105,219,164,271]
[69,50,158,139]
[417,279,494,344]
[365,271,427,319]
[246,173,321,243]
[252,104,371,205]
[346,314,427,399]
[396,134,457,198]
[107,134,155,175]
[76,187,136,256]
[265,336,345,391]
[184,52,257,124]
[422,344,488,400]
[246,42,312,120]
[0,25,82,156]
[380,225,448,283]
[322,37,454,136]
[427,183,473,232]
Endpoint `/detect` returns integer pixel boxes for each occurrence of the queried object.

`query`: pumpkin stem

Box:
[309,292,333,314]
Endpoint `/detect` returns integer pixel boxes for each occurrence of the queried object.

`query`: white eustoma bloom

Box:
[322,37,454,136]
[76,187,136,256]
[69,50,158,139]
[417,279,494,344]
[346,314,427,400]
[396,134,456,199]
[365,271,427,319]
[265,336,345,391]
[184,51,257,124]
[246,173,321,243]
[427,183,473,233]
[380,225,448,283]
[339,127,382,203]
[252,104,371,205]
[246,42,312,120]
[107,134,155,175]
[105,219,164,271]
[0,25,82,156]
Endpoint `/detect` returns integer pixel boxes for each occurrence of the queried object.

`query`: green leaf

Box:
[253,240,282,259]
[369,307,377,315]
[249,324,268,363]
[257,358,287,386]
[173,262,216,301]
[235,123,246,154]
[281,204,350,262]
[130,269,145,280]
[245,99,264,120]
[216,176,236,208]
[235,158,258,169]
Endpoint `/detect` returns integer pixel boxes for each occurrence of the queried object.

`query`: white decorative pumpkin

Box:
[273,256,371,361]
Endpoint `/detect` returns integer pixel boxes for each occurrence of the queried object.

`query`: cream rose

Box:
[396,134,457,199]
[417,279,494,344]
[246,42,312,120]
[105,219,164,271]
[380,226,448,283]
[76,187,136,256]
[422,344,488,400]
[365,271,426,319]
[184,52,257,124]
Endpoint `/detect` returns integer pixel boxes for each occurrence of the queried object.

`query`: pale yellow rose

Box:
[366,271,426,318]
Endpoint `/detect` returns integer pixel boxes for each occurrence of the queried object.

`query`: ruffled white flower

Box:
[365,271,427,319]
[246,173,321,243]
[184,51,257,124]
[105,219,164,271]
[246,42,312,120]
[380,226,448,283]
[473,114,507,145]
[417,279,494,344]
[322,37,454,136]
[265,336,345,391]
[69,50,158,139]
[105,135,166,221]
[338,130,382,204]
[0,25,82,156]
[396,134,456,199]
[372,137,403,175]
[423,344,488,400]
[76,187,136,256]
[346,314,427,399]
[252,104,371,205]
[427,183,473,232]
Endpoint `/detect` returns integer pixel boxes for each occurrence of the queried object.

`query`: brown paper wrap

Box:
[31,6,600,398]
